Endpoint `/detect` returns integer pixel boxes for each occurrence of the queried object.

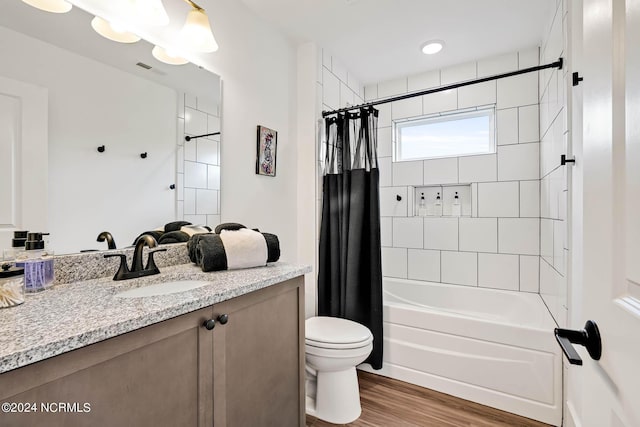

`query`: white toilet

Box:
[305,316,373,424]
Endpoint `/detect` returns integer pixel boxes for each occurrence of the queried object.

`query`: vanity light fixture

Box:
[20,0,72,13]
[180,0,219,53]
[152,45,189,65]
[132,0,170,26]
[91,16,141,44]
[421,40,444,55]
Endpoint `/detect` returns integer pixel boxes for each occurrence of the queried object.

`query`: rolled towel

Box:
[214,223,246,234]
[219,229,268,270]
[132,230,164,246]
[190,230,281,272]
[158,230,190,244]
[180,225,212,237]
[196,234,228,272]
[165,221,192,232]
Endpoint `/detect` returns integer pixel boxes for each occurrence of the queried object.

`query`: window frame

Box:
[392,106,497,163]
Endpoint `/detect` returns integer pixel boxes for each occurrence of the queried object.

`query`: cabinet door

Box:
[212,277,304,427]
[0,307,214,427]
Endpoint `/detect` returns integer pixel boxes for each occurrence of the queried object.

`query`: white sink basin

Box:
[115,280,211,298]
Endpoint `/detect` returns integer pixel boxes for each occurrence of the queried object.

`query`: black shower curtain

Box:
[318,107,383,369]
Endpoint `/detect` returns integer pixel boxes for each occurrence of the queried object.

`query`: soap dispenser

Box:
[434,192,442,216]
[418,193,427,217]
[19,232,54,293]
[3,230,28,261]
[452,192,462,217]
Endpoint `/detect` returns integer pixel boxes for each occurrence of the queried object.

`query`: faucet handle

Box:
[146,248,167,273]
[104,254,130,281]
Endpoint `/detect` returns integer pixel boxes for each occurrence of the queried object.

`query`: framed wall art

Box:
[256,125,277,177]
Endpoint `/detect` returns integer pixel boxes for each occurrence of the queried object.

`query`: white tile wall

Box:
[393,217,424,248]
[184,161,207,188]
[393,161,423,186]
[520,255,540,292]
[326,48,542,294]
[392,97,423,119]
[424,157,458,185]
[478,182,519,217]
[541,218,554,263]
[520,180,540,217]
[497,108,518,146]
[441,251,477,286]
[408,249,440,281]
[380,217,392,247]
[458,81,496,109]
[424,217,458,250]
[378,127,392,158]
[185,108,207,135]
[497,143,540,181]
[423,90,458,115]
[497,73,538,109]
[408,70,439,92]
[478,53,518,77]
[441,62,477,85]
[382,247,407,278]
[196,189,218,215]
[207,165,220,190]
[458,154,497,183]
[459,218,498,253]
[197,140,218,165]
[498,218,540,255]
[380,187,408,217]
[478,253,519,290]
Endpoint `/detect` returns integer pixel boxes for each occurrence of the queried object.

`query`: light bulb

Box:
[21,0,72,13]
[91,16,141,44]
[152,45,189,65]
[180,8,219,53]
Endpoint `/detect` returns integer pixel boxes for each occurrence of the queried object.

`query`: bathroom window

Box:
[394,107,496,161]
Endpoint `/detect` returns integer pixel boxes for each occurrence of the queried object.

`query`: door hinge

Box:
[572,72,584,86]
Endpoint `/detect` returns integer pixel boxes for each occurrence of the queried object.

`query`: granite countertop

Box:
[0,262,311,374]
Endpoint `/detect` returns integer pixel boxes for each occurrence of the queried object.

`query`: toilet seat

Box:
[305,316,373,348]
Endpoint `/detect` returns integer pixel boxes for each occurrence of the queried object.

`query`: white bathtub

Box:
[359,278,562,426]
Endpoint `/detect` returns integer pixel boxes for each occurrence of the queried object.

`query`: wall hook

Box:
[396,195,402,201]
[140,152,148,159]
[97,145,105,153]
[169,184,176,190]
[561,154,575,166]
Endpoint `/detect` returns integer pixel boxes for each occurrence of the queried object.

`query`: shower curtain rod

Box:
[321,58,563,117]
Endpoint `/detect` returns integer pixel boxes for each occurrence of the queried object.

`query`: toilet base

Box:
[306,367,362,424]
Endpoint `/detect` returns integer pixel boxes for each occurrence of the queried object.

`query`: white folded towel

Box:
[219,228,268,269]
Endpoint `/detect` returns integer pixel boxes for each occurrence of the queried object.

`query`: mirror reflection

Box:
[0,1,221,255]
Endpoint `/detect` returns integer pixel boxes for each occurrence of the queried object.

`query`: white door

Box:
[567,0,640,426]
[0,76,48,253]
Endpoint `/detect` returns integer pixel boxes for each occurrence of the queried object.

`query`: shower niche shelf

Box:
[411,184,472,218]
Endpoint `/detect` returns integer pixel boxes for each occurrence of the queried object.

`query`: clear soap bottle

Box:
[19,232,54,293]
[418,193,428,217]
[452,192,462,217]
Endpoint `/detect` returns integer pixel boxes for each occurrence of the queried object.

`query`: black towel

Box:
[214,223,246,234]
[132,230,164,246]
[188,231,280,272]
[165,221,192,232]
[158,230,190,244]
[197,234,228,272]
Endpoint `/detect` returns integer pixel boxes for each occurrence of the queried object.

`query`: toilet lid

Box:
[305,316,373,346]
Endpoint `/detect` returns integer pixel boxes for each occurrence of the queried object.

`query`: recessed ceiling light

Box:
[421,40,444,55]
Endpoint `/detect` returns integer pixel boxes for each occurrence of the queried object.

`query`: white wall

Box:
[0,25,176,254]
[361,49,542,292]
[204,0,298,262]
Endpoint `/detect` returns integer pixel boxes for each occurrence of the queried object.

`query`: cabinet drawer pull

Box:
[217,314,229,325]
[203,319,216,330]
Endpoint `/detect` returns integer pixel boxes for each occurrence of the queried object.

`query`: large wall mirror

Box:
[0,1,221,255]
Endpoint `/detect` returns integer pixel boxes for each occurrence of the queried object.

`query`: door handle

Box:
[554,320,602,365]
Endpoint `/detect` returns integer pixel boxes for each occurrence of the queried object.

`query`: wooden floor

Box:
[306,371,551,427]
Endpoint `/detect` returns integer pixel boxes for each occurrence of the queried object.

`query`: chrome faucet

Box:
[97,231,117,250]
[104,235,166,281]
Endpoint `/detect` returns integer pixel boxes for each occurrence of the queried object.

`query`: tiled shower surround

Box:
[175,92,222,227]
[365,48,543,293]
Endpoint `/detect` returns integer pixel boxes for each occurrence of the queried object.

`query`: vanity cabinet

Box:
[0,277,305,427]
